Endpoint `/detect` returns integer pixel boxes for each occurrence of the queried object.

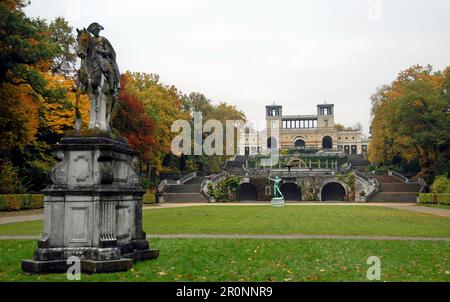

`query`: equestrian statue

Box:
[75,22,121,131]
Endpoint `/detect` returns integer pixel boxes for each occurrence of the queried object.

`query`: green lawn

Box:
[142,205,450,237]
[1,205,450,237]
[1,206,449,282]
[1,239,449,282]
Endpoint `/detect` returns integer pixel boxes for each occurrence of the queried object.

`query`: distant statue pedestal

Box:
[22,131,159,273]
[271,197,285,207]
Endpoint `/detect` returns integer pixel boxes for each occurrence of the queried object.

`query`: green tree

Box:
[48,16,77,77]
[0,2,65,102]
[369,65,450,182]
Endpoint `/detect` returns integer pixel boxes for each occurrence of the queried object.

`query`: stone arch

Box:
[267,137,277,149]
[280,182,302,201]
[237,183,258,201]
[322,136,333,149]
[321,182,346,201]
[287,157,307,168]
[294,137,306,148]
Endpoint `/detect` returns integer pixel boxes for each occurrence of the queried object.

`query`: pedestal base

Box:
[271,197,285,207]
[21,135,160,274]
[21,258,133,274]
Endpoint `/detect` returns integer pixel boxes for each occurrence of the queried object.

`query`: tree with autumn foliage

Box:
[112,75,156,172]
[119,72,190,175]
[0,1,89,192]
[181,92,247,174]
[369,65,450,182]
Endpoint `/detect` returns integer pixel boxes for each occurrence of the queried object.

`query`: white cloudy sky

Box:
[26,0,450,135]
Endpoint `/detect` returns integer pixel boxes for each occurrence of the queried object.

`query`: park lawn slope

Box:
[0,239,449,282]
[142,205,450,238]
[0,205,450,237]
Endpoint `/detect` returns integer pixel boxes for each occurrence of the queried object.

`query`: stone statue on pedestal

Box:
[22,23,159,274]
[268,175,285,206]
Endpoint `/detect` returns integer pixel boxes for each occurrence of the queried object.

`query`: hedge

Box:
[418,193,450,205]
[0,194,44,211]
[0,192,156,211]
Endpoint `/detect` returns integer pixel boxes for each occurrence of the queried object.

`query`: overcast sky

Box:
[26,0,450,135]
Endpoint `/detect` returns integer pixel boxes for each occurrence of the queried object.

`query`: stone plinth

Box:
[22,134,159,274]
[271,197,285,207]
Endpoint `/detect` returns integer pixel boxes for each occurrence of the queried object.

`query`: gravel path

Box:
[379,204,450,218]
[1,233,449,242]
[0,214,44,225]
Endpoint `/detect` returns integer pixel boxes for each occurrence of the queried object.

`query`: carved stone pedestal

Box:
[22,134,159,274]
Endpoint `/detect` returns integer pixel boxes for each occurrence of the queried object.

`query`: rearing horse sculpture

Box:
[76,28,115,131]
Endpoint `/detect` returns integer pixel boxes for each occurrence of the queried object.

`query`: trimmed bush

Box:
[31,194,44,208]
[419,193,450,205]
[143,191,156,205]
[0,194,44,211]
[0,195,20,211]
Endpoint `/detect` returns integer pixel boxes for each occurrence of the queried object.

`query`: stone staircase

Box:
[348,154,370,171]
[160,176,208,203]
[367,175,421,203]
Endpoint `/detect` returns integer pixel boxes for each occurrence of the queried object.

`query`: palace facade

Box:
[238,103,370,156]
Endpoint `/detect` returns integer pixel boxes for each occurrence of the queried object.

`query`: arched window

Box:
[294,139,306,148]
[322,136,333,149]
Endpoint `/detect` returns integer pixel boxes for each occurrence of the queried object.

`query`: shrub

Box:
[31,194,44,208]
[431,176,450,193]
[143,190,156,204]
[305,192,318,201]
[19,194,33,210]
[0,161,20,194]
[436,194,450,205]
[419,193,432,204]
[0,194,44,211]
[206,176,243,202]
[1,195,21,211]
[419,193,450,205]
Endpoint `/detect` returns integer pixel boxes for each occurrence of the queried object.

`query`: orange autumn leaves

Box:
[0,73,89,152]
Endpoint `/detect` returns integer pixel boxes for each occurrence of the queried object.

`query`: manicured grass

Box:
[1,205,450,237]
[142,205,450,237]
[1,239,449,282]
[0,220,42,236]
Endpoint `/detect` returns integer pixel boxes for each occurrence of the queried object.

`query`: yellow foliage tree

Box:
[40,73,90,134]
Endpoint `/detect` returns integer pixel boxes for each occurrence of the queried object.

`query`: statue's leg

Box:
[96,75,109,131]
[277,188,283,198]
[94,88,101,129]
[88,91,96,129]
